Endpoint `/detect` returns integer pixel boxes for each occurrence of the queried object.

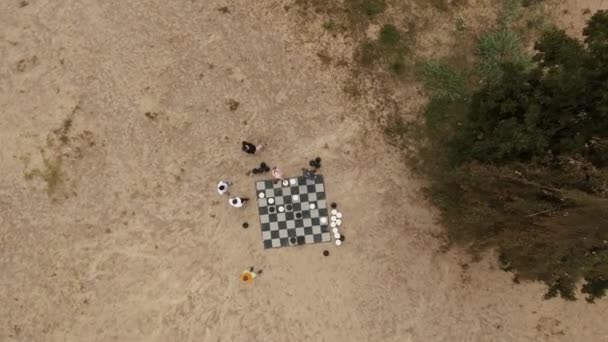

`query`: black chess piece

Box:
[323,250,330,256]
[331,202,338,209]
[252,168,260,174]
[242,222,249,229]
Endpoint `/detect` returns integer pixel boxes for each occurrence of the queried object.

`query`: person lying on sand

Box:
[217,180,232,195]
[242,141,262,154]
[229,196,249,208]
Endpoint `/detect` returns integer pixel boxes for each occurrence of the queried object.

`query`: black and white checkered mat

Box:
[255,175,331,249]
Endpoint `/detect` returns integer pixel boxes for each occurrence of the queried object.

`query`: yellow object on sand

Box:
[240,271,256,284]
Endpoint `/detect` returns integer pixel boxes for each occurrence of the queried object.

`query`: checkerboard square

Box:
[303,218,312,226]
[315,183,324,192]
[285,212,294,220]
[259,206,268,215]
[264,240,273,249]
[283,195,292,204]
[265,189,274,197]
[261,223,270,231]
[287,228,296,237]
[270,222,279,230]
[282,187,291,196]
[277,213,286,221]
[296,236,305,245]
[272,239,281,248]
[296,227,305,236]
[279,229,288,238]
[312,226,321,234]
[317,192,326,200]
[305,235,314,244]
[271,230,280,239]
[275,196,284,205]
[262,231,271,240]
[308,193,317,202]
[321,233,331,242]
[278,221,287,229]
[317,200,327,209]
[280,238,290,247]
[313,234,323,243]
[287,220,295,228]
[260,215,270,224]
[304,227,312,235]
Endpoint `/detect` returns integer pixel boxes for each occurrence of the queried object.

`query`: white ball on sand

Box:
[336,212,342,219]
[268,198,275,204]
[336,219,342,226]
[332,227,339,233]
[258,192,265,198]
[330,221,337,228]
[309,203,316,210]
[331,209,338,215]
[335,239,342,246]
[331,216,337,222]
[334,232,340,239]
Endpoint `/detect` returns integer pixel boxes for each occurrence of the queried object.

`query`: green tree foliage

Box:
[414,10,608,301]
[454,10,608,165]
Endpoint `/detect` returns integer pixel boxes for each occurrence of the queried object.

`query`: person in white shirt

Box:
[229,196,249,208]
[217,181,232,195]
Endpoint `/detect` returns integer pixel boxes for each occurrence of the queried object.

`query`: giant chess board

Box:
[255,175,331,249]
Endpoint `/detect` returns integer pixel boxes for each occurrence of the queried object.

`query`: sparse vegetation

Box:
[358,24,409,75]
[407,9,608,300]
[296,0,608,302]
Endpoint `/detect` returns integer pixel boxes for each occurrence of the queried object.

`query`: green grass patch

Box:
[357,24,410,75]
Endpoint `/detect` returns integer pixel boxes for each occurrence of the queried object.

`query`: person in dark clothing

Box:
[242,141,262,154]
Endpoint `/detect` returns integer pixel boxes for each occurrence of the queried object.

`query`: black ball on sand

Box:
[315,157,321,163]
[331,202,337,209]
[264,166,270,172]
[323,250,329,256]
[340,235,345,242]
[309,160,316,167]
[260,162,268,169]
[252,168,260,174]
[242,222,249,229]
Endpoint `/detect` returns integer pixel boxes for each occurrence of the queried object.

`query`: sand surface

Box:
[1,0,607,341]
